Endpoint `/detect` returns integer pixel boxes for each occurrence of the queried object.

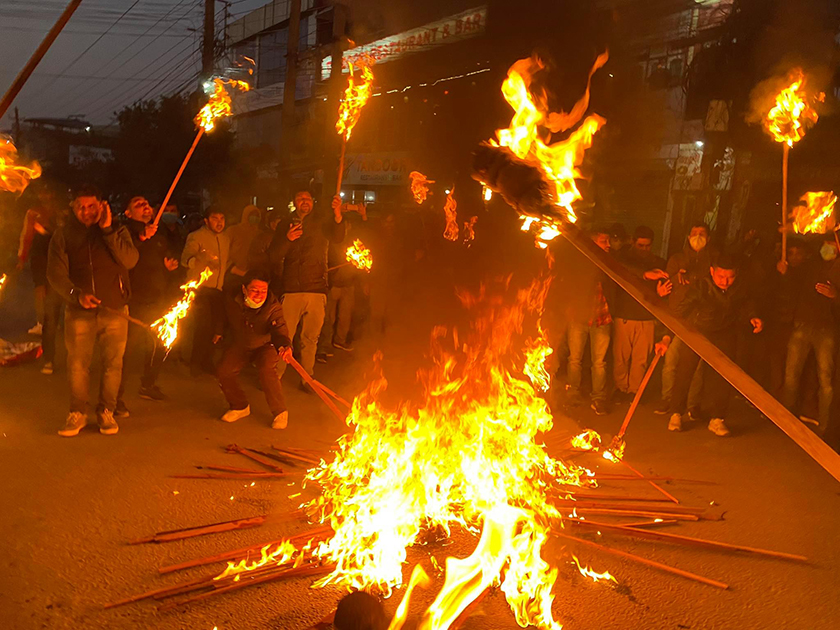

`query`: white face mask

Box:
[244,294,266,309]
[689,235,707,252]
[820,243,837,261]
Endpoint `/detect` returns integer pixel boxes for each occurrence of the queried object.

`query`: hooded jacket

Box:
[227,205,264,273]
[219,292,291,350]
[181,225,230,289]
[268,211,347,295]
[47,212,139,311]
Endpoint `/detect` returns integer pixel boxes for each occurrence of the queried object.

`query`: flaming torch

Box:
[443,187,459,242]
[0,273,6,296]
[327,239,373,273]
[792,191,837,235]
[150,268,212,351]
[409,171,434,204]
[1,136,41,194]
[335,59,374,195]
[763,69,823,262]
[152,78,249,225]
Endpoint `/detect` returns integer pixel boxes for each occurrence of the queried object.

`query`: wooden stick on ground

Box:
[621,460,681,504]
[570,519,808,562]
[272,445,322,466]
[129,515,268,545]
[169,473,292,480]
[226,443,284,472]
[554,531,729,589]
[196,465,266,474]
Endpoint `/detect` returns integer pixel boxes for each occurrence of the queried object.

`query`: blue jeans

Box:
[65,307,129,414]
[782,323,836,432]
[567,321,610,402]
[661,338,703,409]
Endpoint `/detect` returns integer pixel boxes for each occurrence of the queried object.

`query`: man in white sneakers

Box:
[215,271,292,429]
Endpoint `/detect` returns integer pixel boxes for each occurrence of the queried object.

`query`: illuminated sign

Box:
[321,6,487,80]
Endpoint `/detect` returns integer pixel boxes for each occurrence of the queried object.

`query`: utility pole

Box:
[279,0,302,195]
[202,0,215,78]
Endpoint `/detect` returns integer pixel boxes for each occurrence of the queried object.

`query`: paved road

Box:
[1,278,839,629]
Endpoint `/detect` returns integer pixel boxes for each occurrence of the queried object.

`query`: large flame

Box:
[792,191,837,234]
[346,239,373,272]
[195,78,250,133]
[0,137,41,194]
[336,59,374,142]
[764,69,822,147]
[493,52,607,239]
[443,188,459,242]
[151,268,212,349]
[409,171,434,204]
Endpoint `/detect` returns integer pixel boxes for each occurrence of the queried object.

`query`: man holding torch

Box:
[47,186,139,437]
[269,190,348,386]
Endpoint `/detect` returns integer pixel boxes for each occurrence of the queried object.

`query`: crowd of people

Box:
[15,182,402,437]
[10,180,840,446]
[546,219,839,441]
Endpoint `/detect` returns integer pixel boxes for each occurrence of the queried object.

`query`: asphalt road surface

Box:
[1,275,839,630]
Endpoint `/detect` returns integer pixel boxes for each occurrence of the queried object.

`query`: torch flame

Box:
[336,59,374,142]
[409,171,434,204]
[0,137,41,194]
[602,439,626,463]
[492,52,608,236]
[345,239,373,272]
[571,555,617,584]
[151,268,212,349]
[443,188,459,242]
[764,70,822,147]
[462,216,478,248]
[195,78,250,133]
[570,429,602,452]
[792,191,837,234]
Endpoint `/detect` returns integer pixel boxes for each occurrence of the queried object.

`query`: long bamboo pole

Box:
[0,0,84,119]
[335,138,347,196]
[616,353,661,439]
[560,220,840,484]
[782,143,790,264]
[152,127,205,225]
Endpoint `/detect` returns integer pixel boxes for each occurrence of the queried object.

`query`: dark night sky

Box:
[0,0,268,128]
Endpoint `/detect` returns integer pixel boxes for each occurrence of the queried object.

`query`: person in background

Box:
[367,211,404,338]
[181,206,230,376]
[215,271,292,429]
[612,225,672,402]
[159,202,187,255]
[779,234,840,436]
[317,211,366,361]
[116,196,180,413]
[550,226,614,416]
[608,222,630,255]
[17,184,64,374]
[47,185,139,437]
[667,252,763,436]
[655,223,712,415]
[268,190,348,387]
[247,207,284,284]
[225,204,264,291]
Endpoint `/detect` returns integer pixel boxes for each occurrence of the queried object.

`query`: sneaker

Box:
[221,406,250,423]
[668,413,683,432]
[653,399,670,415]
[114,400,130,418]
[272,411,289,429]
[708,418,730,437]
[332,340,354,352]
[139,385,167,401]
[98,409,119,435]
[315,353,329,364]
[28,323,43,335]
[591,400,609,416]
[58,412,87,437]
[41,362,54,375]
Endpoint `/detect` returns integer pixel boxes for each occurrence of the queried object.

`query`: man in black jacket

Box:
[667,253,763,436]
[47,186,139,437]
[269,190,347,383]
[116,196,180,411]
[215,271,292,428]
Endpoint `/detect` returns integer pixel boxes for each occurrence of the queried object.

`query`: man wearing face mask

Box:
[214,271,292,428]
[47,185,139,437]
[655,223,712,415]
[611,226,672,402]
[778,235,840,436]
[268,190,349,386]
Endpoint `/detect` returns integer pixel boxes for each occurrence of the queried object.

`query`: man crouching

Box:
[214,271,292,429]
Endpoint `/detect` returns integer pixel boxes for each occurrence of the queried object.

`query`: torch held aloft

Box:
[153,127,205,226]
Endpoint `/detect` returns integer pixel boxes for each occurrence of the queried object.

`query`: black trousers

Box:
[118,301,167,397]
[669,330,737,420]
[190,287,225,372]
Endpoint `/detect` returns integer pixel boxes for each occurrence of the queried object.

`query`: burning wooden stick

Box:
[150,268,212,351]
[334,58,374,194]
[152,78,249,225]
[0,136,41,194]
[605,352,662,461]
